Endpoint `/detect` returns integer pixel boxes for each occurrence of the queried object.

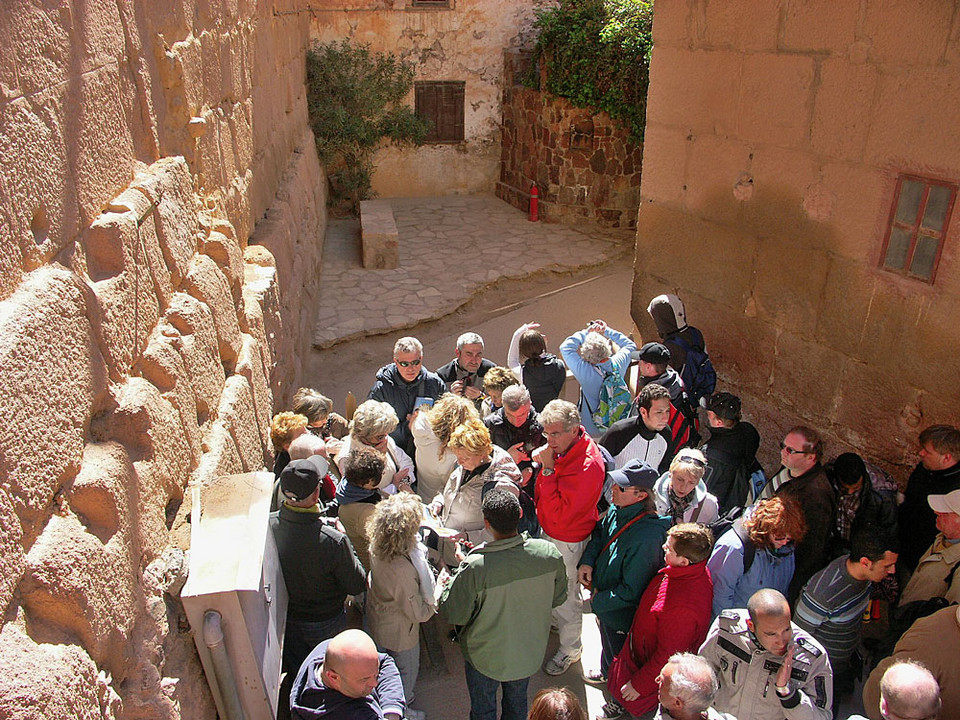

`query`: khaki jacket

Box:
[899,533,960,605]
[338,501,376,570]
[367,553,435,652]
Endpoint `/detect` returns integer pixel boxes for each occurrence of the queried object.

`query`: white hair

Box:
[501,384,531,411]
[666,652,718,715]
[289,433,327,460]
[457,332,484,350]
[580,332,612,365]
[539,399,580,431]
[394,336,422,356]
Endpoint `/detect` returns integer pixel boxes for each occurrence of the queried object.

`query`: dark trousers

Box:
[463,660,530,720]
[597,617,628,677]
[283,610,348,677]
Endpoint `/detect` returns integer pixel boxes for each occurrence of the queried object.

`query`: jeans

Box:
[596,618,627,676]
[389,644,421,704]
[283,610,348,676]
[463,661,529,720]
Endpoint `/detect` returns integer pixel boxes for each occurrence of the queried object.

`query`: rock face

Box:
[0,1,325,718]
[633,1,960,474]
[497,50,644,228]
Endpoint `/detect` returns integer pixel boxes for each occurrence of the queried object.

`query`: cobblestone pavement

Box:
[312,195,633,349]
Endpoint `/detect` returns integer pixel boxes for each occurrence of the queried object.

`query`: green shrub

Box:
[532,0,653,140]
[306,41,428,214]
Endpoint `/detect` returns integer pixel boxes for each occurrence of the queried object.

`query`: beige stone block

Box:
[635,204,758,310]
[217,374,265,472]
[236,334,272,462]
[202,228,244,301]
[906,294,960,394]
[863,0,953,66]
[781,0,860,53]
[638,123,689,207]
[71,0,126,72]
[0,93,81,267]
[833,359,918,457]
[22,514,137,677]
[228,99,254,178]
[752,236,831,338]
[69,441,133,551]
[163,292,226,423]
[856,277,930,369]
[83,210,161,378]
[0,17,20,100]
[108,188,176,308]
[865,67,960,170]
[242,275,277,395]
[67,65,136,223]
[739,53,816,148]
[131,157,200,288]
[184,253,242,365]
[769,330,846,420]
[682,133,754,227]
[651,0,690,46]
[8,2,69,96]
[193,420,244,487]
[197,107,227,192]
[0,625,106,720]
[750,145,820,201]
[169,34,203,116]
[695,0,780,52]
[0,268,102,526]
[0,491,24,617]
[645,47,742,136]
[814,257,877,358]
[811,59,879,162]
[819,162,890,261]
[0,202,24,301]
[136,330,203,461]
[360,199,399,269]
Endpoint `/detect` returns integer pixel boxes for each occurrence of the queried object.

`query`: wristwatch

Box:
[541,467,555,476]
[775,682,792,697]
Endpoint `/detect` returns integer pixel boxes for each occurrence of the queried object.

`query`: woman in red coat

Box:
[607,523,715,717]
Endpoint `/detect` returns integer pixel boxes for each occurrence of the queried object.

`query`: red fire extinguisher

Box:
[529,184,539,222]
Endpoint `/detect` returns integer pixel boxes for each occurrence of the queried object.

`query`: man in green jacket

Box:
[438,489,567,720]
[578,458,671,719]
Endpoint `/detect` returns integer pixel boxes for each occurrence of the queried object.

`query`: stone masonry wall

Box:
[308,0,555,197]
[497,50,643,228]
[633,0,960,474]
[0,1,325,718]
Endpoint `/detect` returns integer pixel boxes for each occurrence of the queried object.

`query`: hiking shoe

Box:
[582,667,607,685]
[543,649,581,676]
[596,700,625,720]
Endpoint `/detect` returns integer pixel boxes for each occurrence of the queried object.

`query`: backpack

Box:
[586,368,632,432]
[672,329,717,405]
[707,509,757,574]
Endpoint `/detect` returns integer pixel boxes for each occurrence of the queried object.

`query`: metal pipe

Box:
[202,610,247,720]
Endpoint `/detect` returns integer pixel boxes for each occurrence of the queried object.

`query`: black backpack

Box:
[707,509,757,573]
[672,329,717,406]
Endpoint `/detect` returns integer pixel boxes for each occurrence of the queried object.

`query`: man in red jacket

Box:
[534,399,606,676]
[607,523,715,718]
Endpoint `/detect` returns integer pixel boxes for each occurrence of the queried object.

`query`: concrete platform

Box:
[312,195,633,349]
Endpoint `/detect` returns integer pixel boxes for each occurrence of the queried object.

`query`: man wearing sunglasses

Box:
[369,337,445,458]
[759,426,836,604]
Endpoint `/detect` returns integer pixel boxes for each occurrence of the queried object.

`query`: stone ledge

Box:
[360,199,398,269]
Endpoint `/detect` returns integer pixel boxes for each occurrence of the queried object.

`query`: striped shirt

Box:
[794,554,870,668]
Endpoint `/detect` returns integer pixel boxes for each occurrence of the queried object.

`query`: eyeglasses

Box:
[779,441,810,455]
[676,454,706,468]
[396,358,422,368]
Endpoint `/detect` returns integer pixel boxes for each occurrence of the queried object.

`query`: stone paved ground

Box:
[311,195,633,349]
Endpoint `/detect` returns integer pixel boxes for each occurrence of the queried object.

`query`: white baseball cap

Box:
[927,488,960,515]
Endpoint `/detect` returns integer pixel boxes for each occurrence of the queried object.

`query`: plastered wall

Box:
[0,1,325,717]
[308,0,556,197]
[633,0,960,474]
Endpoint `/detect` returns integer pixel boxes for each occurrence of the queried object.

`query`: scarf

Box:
[667,486,693,525]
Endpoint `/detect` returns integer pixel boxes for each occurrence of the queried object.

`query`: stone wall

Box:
[497,50,643,228]
[308,0,555,197]
[633,0,960,474]
[0,1,325,717]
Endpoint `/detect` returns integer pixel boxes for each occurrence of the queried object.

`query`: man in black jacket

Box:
[434,331,496,405]
[828,452,898,559]
[368,336,445,458]
[484,384,544,484]
[600,383,675,472]
[699,391,762,513]
[271,457,367,677]
[899,424,960,572]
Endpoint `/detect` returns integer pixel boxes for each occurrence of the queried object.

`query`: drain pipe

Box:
[203,610,246,720]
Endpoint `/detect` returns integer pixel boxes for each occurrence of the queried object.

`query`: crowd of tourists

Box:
[267,294,960,720]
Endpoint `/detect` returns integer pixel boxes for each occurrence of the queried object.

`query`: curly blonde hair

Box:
[367,492,423,563]
[427,394,479,460]
[483,366,519,394]
[350,400,399,445]
[448,418,493,457]
[270,412,308,453]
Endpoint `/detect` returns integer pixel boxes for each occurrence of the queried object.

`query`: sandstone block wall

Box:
[497,50,643,228]
[308,0,555,197]
[0,1,326,717]
[633,0,960,474]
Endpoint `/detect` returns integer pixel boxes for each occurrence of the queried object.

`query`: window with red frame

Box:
[880,174,957,282]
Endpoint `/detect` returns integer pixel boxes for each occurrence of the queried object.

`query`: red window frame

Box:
[879,173,957,283]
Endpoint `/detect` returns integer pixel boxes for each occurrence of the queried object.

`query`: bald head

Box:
[321,630,380,699]
[289,432,327,460]
[880,661,940,720]
[747,588,790,624]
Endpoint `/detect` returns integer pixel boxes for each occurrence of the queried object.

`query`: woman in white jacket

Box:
[653,449,719,526]
[411,393,478,503]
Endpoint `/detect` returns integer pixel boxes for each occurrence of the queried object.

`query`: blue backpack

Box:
[590,368,632,432]
[672,329,717,405]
